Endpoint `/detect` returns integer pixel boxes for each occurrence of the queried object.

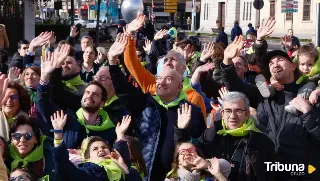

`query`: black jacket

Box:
[220,63,320,181]
[10,52,23,70]
[176,120,275,181]
[216,31,228,47]
[80,63,100,83]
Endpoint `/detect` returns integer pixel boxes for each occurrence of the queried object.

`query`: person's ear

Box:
[290,62,296,71]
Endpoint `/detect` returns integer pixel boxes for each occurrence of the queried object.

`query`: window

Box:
[206,3,209,20]
[204,3,207,20]
[286,12,293,21]
[303,0,311,21]
[249,2,252,20]
[243,2,245,20]
[246,2,249,20]
[270,1,275,18]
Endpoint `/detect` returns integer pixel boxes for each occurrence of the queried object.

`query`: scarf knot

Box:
[153,91,187,109]
[88,159,125,181]
[62,75,85,92]
[217,117,261,137]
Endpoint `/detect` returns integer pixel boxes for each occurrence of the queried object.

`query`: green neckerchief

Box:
[37,175,49,181]
[217,117,261,137]
[191,51,201,61]
[183,77,194,92]
[25,87,37,103]
[104,95,119,107]
[89,159,125,181]
[141,61,147,66]
[62,75,85,92]
[153,91,187,109]
[132,164,145,179]
[10,136,46,170]
[7,117,16,124]
[76,108,115,134]
[296,47,320,84]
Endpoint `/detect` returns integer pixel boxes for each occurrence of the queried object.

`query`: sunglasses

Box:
[11,133,35,141]
[26,63,40,68]
[9,175,31,181]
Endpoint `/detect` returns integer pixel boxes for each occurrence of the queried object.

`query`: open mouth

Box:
[98,153,107,157]
[5,104,14,107]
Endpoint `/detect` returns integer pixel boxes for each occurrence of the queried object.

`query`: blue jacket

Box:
[109,65,206,181]
[231,24,243,41]
[216,31,228,47]
[36,84,116,149]
[246,27,257,36]
[52,140,142,181]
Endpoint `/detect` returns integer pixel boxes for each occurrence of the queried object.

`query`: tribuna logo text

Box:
[264,162,305,176]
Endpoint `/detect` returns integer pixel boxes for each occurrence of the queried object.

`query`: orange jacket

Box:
[124,39,206,118]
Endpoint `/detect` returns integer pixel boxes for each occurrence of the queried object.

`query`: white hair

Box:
[221,91,250,110]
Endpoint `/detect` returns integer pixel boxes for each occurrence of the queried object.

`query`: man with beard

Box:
[221,18,320,180]
[37,49,116,149]
[108,33,206,181]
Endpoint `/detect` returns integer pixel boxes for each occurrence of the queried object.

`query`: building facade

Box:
[200,0,318,39]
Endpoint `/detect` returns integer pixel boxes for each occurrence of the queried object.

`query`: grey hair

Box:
[221,91,250,110]
[96,47,108,56]
[98,65,109,72]
[167,50,186,65]
[81,36,94,44]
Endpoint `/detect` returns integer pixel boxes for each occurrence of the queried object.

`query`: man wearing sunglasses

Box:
[176,91,275,181]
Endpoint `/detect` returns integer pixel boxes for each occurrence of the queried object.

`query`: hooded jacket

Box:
[231,24,243,41]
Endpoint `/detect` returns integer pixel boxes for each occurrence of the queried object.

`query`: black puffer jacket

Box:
[220,63,320,181]
[175,119,275,181]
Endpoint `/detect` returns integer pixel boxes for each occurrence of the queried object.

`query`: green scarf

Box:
[153,91,187,109]
[104,95,119,107]
[296,47,320,84]
[62,75,85,92]
[25,87,37,103]
[217,117,261,137]
[7,117,16,124]
[10,136,46,171]
[89,159,125,181]
[76,108,115,134]
[191,51,201,61]
[183,77,194,92]
[132,164,145,179]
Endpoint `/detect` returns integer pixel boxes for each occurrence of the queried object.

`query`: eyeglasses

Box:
[156,76,176,83]
[11,133,35,141]
[178,147,196,156]
[93,75,111,81]
[26,63,40,68]
[8,95,19,101]
[9,175,31,181]
[222,109,247,116]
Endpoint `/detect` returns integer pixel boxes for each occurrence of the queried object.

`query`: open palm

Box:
[200,42,215,62]
[30,32,52,48]
[127,13,146,33]
[108,33,128,62]
[177,103,192,129]
[50,110,67,130]
[224,36,244,59]
[257,18,276,39]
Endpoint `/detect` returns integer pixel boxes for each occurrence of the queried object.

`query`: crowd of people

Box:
[0,14,318,181]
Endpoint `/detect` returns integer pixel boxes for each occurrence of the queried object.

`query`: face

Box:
[61,56,81,77]
[87,141,111,162]
[97,51,106,61]
[94,68,114,99]
[288,30,293,37]
[18,44,29,57]
[298,55,315,75]
[269,56,296,83]
[232,57,247,78]
[83,46,96,63]
[23,68,40,88]
[220,99,250,130]
[136,51,143,61]
[163,51,186,75]
[2,88,20,118]
[81,85,105,113]
[11,125,37,158]
[10,170,32,181]
[177,143,198,169]
[81,38,92,51]
[156,69,182,99]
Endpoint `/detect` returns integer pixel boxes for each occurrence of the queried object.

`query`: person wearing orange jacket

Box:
[119,14,206,119]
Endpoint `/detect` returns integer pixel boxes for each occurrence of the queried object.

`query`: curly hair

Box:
[20,66,41,87]
[7,82,31,113]
[297,43,319,63]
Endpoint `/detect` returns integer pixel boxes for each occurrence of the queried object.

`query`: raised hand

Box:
[196,63,215,73]
[191,156,210,171]
[108,33,128,64]
[0,74,9,108]
[257,18,276,40]
[217,87,229,104]
[8,67,21,82]
[70,26,79,37]
[154,29,169,40]
[224,36,245,61]
[29,32,52,50]
[40,51,59,81]
[127,13,146,34]
[50,110,67,130]
[116,115,131,140]
[200,42,215,62]
[54,44,71,66]
[177,103,192,129]
[109,149,129,174]
[143,39,152,54]
[184,44,194,61]
[48,31,56,45]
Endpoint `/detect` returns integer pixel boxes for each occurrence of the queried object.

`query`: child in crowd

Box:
[9,167,38,181]
[165,141,230,181]
[256,43,320,115]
